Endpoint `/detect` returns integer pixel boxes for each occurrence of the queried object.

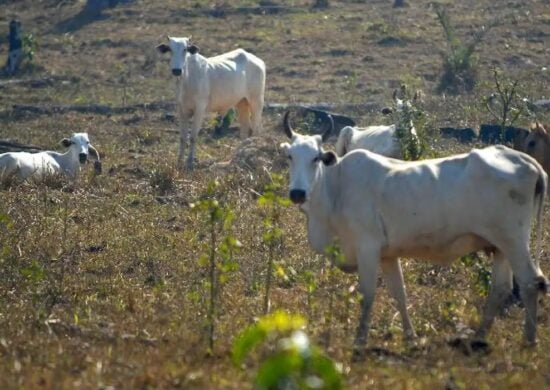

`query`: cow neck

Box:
[306,162,335,220]
[185,54,207,75]
[179,54,207,90]
[49,149,79,178]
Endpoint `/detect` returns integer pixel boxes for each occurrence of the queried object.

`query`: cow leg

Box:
[502,245,542,345]
[475,250,512,340]
[249,98,264,136]
[177,107,190,169]
[235,99,251,139]
[380,257,416,340]
[187,107,205,170]
[353,246,380,359]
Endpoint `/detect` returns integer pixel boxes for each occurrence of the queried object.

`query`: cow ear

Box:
[187,45,199,55]
[321,151,337,166]
[156,44,171,54]
[61,138,72,148]
[280,142,290,154]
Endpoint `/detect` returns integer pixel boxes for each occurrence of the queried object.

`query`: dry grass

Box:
[0,0,549,388]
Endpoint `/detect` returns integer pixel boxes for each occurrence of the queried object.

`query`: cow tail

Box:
[534,168,547,273]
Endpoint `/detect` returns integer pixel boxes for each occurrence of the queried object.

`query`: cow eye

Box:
[312,156,320,163]
[288,155,292,161]
[528,140,536,149]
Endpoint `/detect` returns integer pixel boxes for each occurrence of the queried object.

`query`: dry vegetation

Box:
[0,0,549,388]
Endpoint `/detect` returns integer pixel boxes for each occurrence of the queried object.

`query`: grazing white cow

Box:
[0,133,100,181]
[336,92,418,158]
[157,36,266,169]
[280,112,547,355]
[335,123,416,158]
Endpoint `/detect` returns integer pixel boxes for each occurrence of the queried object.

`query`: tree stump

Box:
[4,20,23,76]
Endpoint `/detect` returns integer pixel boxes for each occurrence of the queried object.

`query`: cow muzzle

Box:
[79,153,88,164]
[172,68,182,76]
[289,189,306,204]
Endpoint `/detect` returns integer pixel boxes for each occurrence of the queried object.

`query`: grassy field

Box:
[0,0,549,388]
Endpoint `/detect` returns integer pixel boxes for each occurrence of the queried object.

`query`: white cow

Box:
[157,36,266,169]
[335,123,416,158]
[335,92,418,158]
[0,133,100,181]
[280,112,547,355]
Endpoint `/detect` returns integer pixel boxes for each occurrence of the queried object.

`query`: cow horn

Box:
[392,89,398,103]
[321,114,334,142]
[283,111,295,139]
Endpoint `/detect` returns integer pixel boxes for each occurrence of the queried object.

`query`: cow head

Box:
[156,36,200,77]
[280,111,336,205]
[523,122,549,168]
[61,133,100,165]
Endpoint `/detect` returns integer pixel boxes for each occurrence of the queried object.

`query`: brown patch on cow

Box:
[508,189,526,205]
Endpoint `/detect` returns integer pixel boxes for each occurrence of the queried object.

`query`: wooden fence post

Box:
[4,20,23,76]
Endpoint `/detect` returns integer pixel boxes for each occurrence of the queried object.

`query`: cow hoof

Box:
[448,336,491,356]
[524,339,538,348]
[469,339,490,353]
[351,347,366,362]
[93,161,102,175]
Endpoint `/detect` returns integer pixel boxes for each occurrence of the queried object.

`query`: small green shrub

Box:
[257,173,291,314]
[232,311,343,390]
[149,163,177,195]
[460,253,490,297]
[435,4,490,94]
[22,33,38,63]
[482,68,529,141]
[191,180,241,354]
[388,86,433,161]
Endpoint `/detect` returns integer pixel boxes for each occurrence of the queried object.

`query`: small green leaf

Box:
[232,326,267,365]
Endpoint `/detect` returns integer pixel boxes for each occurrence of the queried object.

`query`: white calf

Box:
[0,133,100,181]
[157,36,266,169]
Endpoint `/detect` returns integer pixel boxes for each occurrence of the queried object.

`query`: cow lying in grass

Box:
[157,36,266,169]
[280,111,547,356]
[0,132,100,181]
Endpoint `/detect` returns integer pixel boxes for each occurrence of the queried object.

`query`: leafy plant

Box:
[191,180,241,354]
[460,253,490,297]
[149,163,177,195]
[389,86,432,161]
[482,68,529,141]
[22,33,38,63]
[321,245,346,349]
[257,174,291,314]
[232,311,343,390]
[434,4,490,94]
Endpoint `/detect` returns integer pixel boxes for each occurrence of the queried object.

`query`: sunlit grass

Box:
[0,0,549,388]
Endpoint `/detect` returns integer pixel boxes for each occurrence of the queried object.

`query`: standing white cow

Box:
[157,36,266,169]
[280,112,547,356]
[0,132,100,181]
